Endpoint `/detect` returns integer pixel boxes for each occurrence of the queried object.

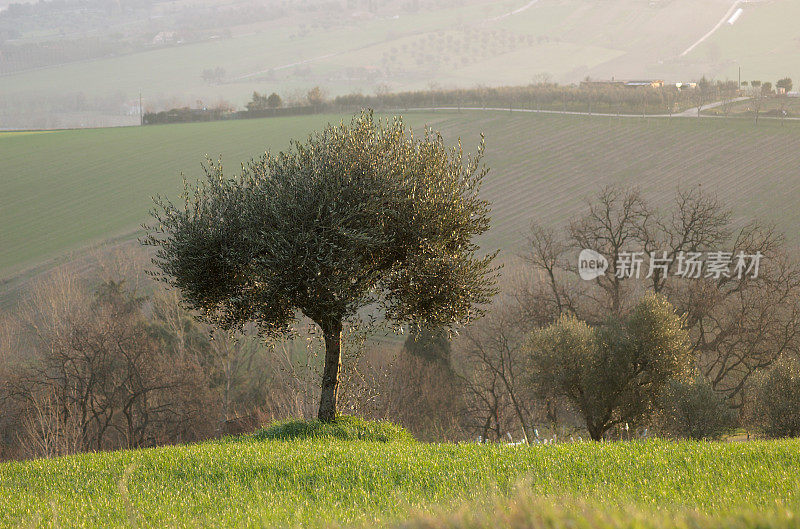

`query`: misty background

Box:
[1,0,796,129]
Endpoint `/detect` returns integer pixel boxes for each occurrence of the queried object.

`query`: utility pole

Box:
[139,91,143,126]
[738,66,741,94]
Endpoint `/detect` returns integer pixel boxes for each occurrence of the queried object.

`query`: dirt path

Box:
[236,53,340,81]
[490,0,541,21]
[674,96,750,117]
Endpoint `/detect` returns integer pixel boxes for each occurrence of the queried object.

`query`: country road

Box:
[397,97,795,121]
[674,96,751,117]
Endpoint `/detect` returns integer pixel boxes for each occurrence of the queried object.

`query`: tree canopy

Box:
[525,293,692,440]
[145,111,498,420]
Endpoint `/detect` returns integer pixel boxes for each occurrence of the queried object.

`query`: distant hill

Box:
[1,0,798,129]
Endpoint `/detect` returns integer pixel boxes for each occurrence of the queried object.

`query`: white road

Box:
[236,53,340,81]
[490,0,541,21]
[680,1,743,57]
[674,96,750,117]
[396,97,780,120]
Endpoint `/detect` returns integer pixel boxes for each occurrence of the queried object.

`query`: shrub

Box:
[526,293,692,440]
[749,357,800,438]
[657,375,737,440]
[251,416,414,443]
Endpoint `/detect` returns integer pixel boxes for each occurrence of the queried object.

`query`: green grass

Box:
[393,492,800,529]
[5,110,800,283]
[2,436,800,528]
[251,416,414,443]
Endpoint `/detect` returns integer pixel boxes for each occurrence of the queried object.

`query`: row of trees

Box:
[143,87,326,124]
[337,82,733,116]
[2,246,796,460]
[739,77,795,122]
[153,77,783,127]
[741,78,793,96]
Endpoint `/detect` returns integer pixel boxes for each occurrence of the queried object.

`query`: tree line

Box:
[144,79,744,125]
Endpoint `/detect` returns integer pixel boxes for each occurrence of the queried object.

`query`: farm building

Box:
[624,80,664,88]
[580,79,664,89]
[580,80,626,88]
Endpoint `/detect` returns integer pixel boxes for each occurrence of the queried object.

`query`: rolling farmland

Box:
[3,111,800,287]
[0,115,347,280]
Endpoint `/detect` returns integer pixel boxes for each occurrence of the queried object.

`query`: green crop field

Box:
[0,114,351,280]
[2,426,800,528]
[4,110,800,286]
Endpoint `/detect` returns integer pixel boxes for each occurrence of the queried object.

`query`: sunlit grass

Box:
[0,130,60,138]
[2,436,800,528]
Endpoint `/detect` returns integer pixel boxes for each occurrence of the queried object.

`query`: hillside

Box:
[2,0,798,129]
[3,110,800,287]
[2,434,800,528]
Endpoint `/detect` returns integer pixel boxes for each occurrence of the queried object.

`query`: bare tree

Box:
[750,81,764,124]
[20,386,84,459]
[523,224,572,317]
[639,189,731,293]
[524,185,800,406]
[456,306,534,442]
[568,186,649,315]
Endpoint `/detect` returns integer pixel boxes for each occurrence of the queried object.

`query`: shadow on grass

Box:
[219,416,415,444]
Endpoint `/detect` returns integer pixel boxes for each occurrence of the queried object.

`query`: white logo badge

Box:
[578,249,608,280]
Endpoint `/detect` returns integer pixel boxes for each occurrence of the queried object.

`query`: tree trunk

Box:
[587,422,605,442]
[318,321,343,422]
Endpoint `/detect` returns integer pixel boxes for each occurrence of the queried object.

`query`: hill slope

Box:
[3,111,800,285]
[2,0,798,129]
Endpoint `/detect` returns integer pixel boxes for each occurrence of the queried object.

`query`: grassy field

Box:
[1,430,800,528]
[4,110,800,285]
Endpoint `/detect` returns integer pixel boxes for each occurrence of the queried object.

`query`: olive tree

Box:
[145,111,498,421]
[748,357,800,438]
[656,375,737,440]
[525,293,692,440]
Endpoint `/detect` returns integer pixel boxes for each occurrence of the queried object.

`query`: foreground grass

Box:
[2,435,800,528]
[394,493,800,529]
